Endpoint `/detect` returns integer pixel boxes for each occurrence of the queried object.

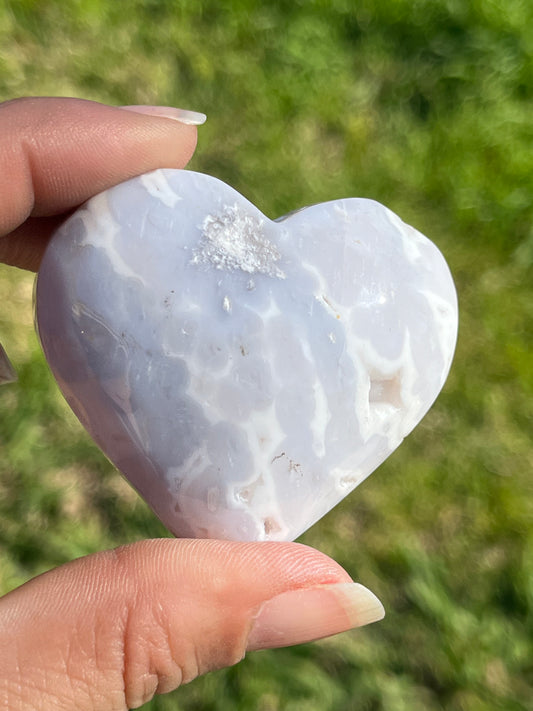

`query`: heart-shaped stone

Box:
[35,169,458,541]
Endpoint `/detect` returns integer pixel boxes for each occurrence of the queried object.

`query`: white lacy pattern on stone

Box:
[35,169,458,541]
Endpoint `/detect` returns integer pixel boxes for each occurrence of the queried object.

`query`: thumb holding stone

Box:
[0,539,384,710]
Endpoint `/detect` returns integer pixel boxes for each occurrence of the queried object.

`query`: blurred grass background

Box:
[1,0,532,709]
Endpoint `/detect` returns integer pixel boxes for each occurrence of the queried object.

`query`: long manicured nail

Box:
[0,342,17,385]
[246,582,385,651]
[121,105,207,125]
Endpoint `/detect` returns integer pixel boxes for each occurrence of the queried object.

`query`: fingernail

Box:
[0,342,17,385]
[246,582,385,651]
[121,105,207,125]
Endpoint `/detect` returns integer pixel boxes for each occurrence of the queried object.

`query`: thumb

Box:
[0,539,384,710]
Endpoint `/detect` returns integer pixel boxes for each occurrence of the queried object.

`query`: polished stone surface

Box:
[35,169,458,541]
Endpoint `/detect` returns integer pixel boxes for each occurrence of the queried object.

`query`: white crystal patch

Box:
[192,204,285,278]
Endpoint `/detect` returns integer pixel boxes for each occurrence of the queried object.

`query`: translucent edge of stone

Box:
[0,342,17,384]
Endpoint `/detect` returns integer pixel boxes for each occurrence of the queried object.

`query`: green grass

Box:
[1,1,532,709]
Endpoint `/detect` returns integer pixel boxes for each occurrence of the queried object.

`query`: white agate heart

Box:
[35,169,458,541]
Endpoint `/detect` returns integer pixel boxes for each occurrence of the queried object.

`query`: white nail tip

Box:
[121,105,206,125]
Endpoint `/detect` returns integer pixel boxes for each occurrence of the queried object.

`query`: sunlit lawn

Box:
[1,1,532,709]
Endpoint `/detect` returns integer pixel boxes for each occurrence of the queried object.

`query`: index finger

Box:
[0,97,202,270]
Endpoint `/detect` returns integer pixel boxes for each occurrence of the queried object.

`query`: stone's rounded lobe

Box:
[35,169,458,542]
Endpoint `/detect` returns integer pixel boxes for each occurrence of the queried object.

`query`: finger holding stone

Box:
[0,539,384,710]
[0,96,203,270]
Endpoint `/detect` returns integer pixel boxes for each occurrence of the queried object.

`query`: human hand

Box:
[0,97,384,710]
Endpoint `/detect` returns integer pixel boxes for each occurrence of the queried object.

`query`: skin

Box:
[0,97,199,270]
[0,97,375,711]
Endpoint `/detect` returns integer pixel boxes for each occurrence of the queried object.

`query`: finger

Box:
[0,96,202,270]
[0,214,74,272]
[0,539,384,710]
